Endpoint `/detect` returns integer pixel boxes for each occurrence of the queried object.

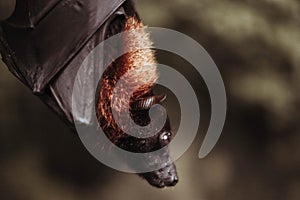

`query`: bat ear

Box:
[0,0,16,21]
[131,94,167,111]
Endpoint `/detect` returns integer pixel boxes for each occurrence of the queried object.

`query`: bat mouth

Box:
[141,163,178,188]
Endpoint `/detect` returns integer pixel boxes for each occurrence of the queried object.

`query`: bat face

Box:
[115,98,178,188]
[116,120,179,188]
[116,129,178,188]
[137,129,178,188]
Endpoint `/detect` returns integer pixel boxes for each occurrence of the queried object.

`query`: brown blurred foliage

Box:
[0,0,299,199]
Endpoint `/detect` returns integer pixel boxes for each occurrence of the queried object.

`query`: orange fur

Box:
[97,16,158,142]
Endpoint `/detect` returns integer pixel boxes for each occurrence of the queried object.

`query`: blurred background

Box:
[0,0,300,199]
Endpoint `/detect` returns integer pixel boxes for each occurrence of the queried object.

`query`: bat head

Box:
[114,95,178,188]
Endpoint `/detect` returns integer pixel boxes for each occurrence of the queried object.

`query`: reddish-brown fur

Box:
[97,16,158,143]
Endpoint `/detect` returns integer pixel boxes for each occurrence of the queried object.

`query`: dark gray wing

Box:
[0,0,126,93]
[0,0,137,128]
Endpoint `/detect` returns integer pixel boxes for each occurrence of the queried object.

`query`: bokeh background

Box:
[1,0,300,199]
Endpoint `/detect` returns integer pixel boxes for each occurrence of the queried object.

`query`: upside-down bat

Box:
[0,0,178,188]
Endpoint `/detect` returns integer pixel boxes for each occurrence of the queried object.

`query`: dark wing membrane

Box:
[0,0,126,93]
[5,0,61,28]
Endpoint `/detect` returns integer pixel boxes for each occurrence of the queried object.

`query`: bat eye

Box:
[159,131,172,145]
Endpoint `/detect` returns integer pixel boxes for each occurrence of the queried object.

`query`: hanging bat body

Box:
[0,0,178,188]
[98,15,178,187]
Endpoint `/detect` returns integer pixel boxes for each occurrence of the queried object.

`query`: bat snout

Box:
[141,163,178,188]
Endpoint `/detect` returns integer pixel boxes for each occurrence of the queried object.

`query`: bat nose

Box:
[164,174,179,186]
[160,163,179,186]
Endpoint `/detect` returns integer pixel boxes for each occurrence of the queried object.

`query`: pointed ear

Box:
[131,94,167,110]
[0,0,16,21]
